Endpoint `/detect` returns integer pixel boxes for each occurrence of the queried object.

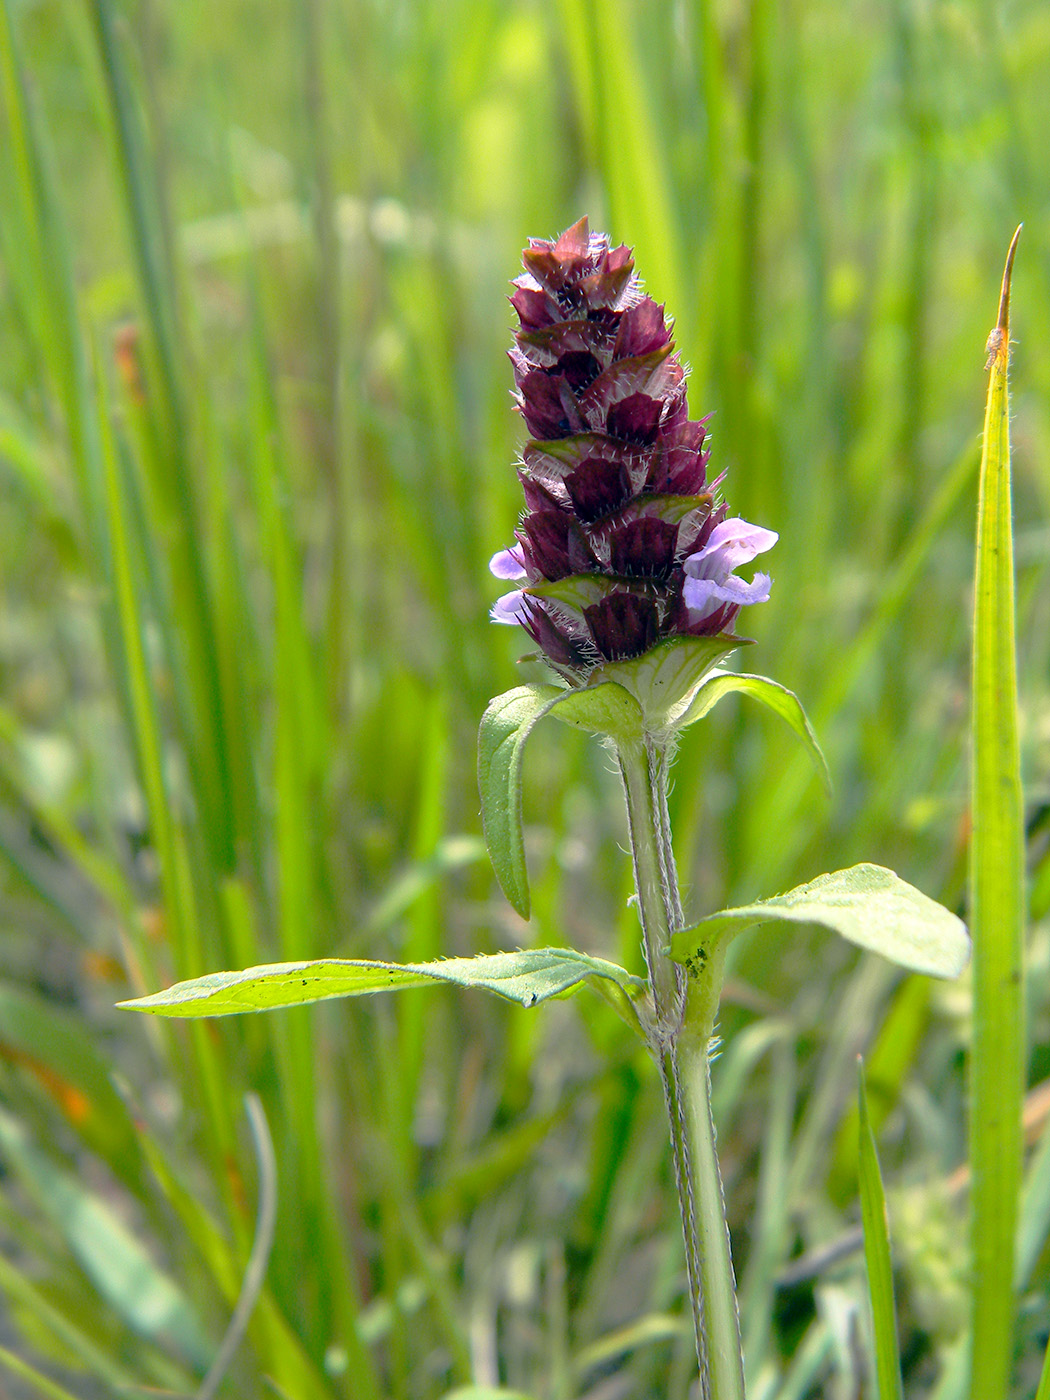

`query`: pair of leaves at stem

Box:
[119,863,968,1021]
[477,643,831,921]
[121,647,968,1022]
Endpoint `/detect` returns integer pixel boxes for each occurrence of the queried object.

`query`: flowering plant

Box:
[120,219,977,1400]
[477,221,969,1398]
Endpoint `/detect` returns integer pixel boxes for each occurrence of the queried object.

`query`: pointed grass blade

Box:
[968,226,1025,1400]
[857,1060,903,1400]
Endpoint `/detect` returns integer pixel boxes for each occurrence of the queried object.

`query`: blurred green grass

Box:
[0,0,1049,1395]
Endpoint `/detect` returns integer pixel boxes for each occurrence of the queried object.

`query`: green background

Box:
[0,0,1048,1395]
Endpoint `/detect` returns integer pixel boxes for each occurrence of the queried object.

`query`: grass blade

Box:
[0,1107,211,1369]
[197,1096,277,1400]
[0,1345,87,1400]
[1036,1332,1050,1400]
[857,1059,903,1400]
[0,1252,138,1392]
[968,225,1025,1400]
[130,1113,335,1400]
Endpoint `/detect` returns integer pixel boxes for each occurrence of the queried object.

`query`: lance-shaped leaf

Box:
[478,682,643,917]
[118,948,645,1018]
[676,669,831,793]
[671,865,969,980]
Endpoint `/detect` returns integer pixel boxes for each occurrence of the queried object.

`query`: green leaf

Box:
[677,669,831,794]
[857,1060,903,1400]
[118,949,644,1018]
[968,227,1026,1400]
[478,683,565,916]
[587,635,743,730]
[478,683,642,917]
[670,865,969,980]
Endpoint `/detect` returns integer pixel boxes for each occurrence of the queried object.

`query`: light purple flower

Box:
[490,546,527,580]
[489,547,528,624]
[491,589,528,625]
[682,519,777,622]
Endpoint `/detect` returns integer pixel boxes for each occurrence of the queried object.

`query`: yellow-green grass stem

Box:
[969,225,1025,1400]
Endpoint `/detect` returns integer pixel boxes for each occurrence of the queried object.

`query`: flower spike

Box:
[491,219,776,676]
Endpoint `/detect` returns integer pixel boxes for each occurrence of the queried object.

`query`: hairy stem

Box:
[617,737,682,1024]
[617,738,745,1400]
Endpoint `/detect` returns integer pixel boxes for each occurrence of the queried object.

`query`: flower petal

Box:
[489,546,527,579]
[490,589,529,624]
[683,570,772,617]
[683,519,778,580]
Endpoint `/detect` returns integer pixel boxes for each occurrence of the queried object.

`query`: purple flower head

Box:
[490,218,776,678]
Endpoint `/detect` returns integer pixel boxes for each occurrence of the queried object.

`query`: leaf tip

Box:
[509,888,531,920]
[986,224,1022,370]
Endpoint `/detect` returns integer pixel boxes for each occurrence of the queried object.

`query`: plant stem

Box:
[617,738,746,1400]
[617,737,681,1025]
[675,1029,746,1399]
